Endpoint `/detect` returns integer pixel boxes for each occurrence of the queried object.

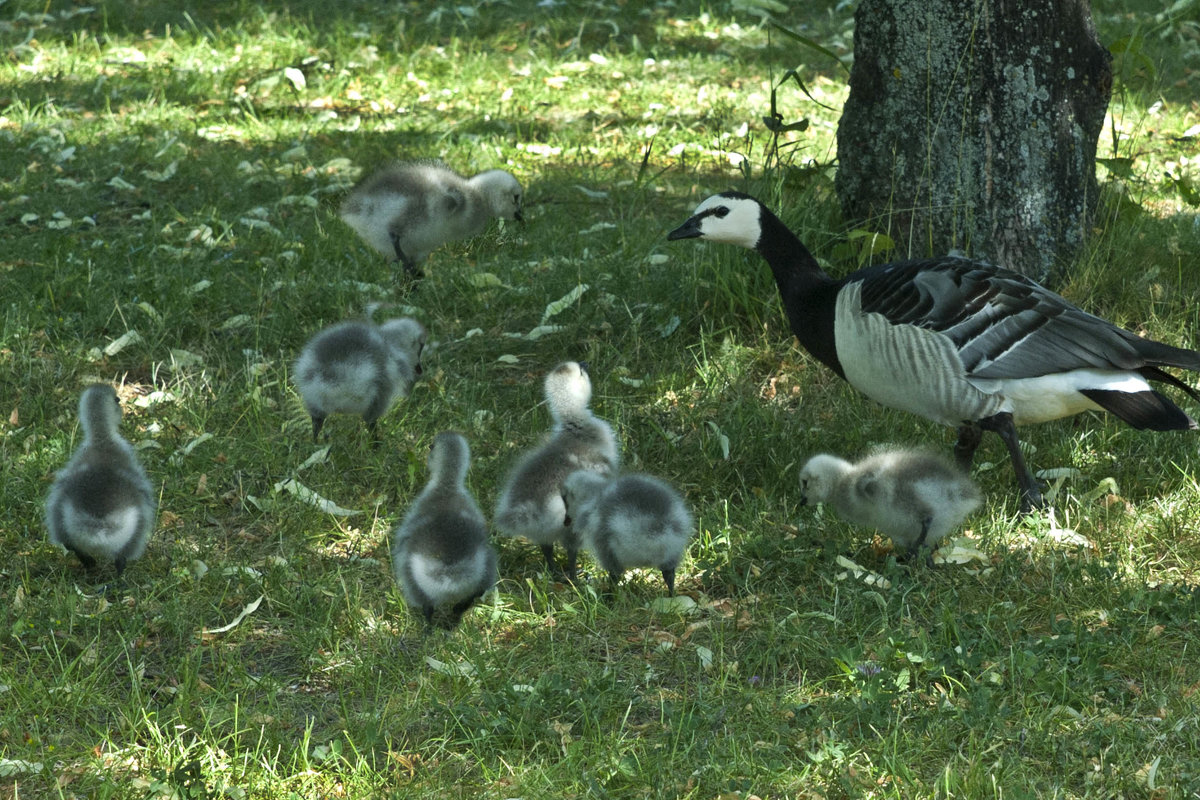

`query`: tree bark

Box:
[835,0,1112,279]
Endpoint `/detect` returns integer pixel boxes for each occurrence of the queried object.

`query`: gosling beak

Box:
[667,216,702,241]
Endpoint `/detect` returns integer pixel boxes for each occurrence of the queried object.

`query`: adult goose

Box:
[669,192,1200,509]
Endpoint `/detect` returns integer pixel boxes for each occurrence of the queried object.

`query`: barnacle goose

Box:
[669,192,1200,509]
[45,385,156,576]
[339,161,524,278]
[799,449,981,557]
[392,432,498,629]
[562,470,693,596]
[293,315,426,443]
[493,361,620,579]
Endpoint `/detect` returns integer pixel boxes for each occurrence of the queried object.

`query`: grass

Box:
[2,0,1200,797]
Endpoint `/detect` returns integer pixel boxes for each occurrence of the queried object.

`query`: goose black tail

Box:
[1139,366,1200,405]
[1082,388,1199,431]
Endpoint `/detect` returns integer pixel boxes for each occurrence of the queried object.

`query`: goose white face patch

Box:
[690,195,762,249]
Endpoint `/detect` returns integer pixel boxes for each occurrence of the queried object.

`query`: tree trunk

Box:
[835,0,1112,279]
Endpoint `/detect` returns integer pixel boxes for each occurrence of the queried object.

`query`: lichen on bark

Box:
[835,0,1112,279]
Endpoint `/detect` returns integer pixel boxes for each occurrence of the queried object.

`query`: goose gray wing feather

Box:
[853,257,1200,380]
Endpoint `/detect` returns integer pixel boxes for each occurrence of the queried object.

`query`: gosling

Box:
[493,361,619,579]
[293,315,426,442]
[562,470,693,596]
[339,161,524,278]
[798,449,982,557]
[392,432,498,630]
[45,385,156,576]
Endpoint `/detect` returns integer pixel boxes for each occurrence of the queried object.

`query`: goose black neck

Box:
[754,204,844,378]
[755,207,832,296]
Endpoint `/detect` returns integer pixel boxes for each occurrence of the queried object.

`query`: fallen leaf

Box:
[202,594,264,635]
[540,284,588,324]
[274,478,361,516]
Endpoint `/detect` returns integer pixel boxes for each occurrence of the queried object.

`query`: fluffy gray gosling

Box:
[798,449,982,558]
[45,385,156,576]
[493,361,620,579]
[339,161,524,279]
[562,471,693,596]
[293,315,426,443]
[392,432,498,630]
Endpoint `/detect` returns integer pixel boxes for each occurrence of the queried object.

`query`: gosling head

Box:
[543,361,593,421]
[78,384,123,441]
[798,453,853,506]
[667,192,763,250]
[379,318,427,376]
[473,169,524,222]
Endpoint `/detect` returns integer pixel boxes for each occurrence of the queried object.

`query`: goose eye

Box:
[712,206,730,218]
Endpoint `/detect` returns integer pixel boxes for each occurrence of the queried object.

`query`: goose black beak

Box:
[667,216,702,240]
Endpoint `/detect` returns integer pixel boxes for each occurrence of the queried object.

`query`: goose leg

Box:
[539,544,559,576]
[979,412,1045,510]
[67,546,97,571]
[311,415,326,443]
[953,424,983,471]
[912,518,935,568]
[444,593,481,630]
[564,543,579,582]
[661,566,676,596]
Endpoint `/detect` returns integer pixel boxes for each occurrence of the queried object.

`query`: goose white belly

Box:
[968,369,1148,425]
[59,504,143,554]
[408,547,488,603]
[340,194,412,257]
[834,285,1002,426]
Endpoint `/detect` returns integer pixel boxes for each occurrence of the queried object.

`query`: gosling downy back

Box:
[392,432,497,629]
[799,448,981,555]
[338,161,523,277]
[293,315,426,442]
[562,470,693,596]
[45,385,156,576]
[493,361,620,579]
